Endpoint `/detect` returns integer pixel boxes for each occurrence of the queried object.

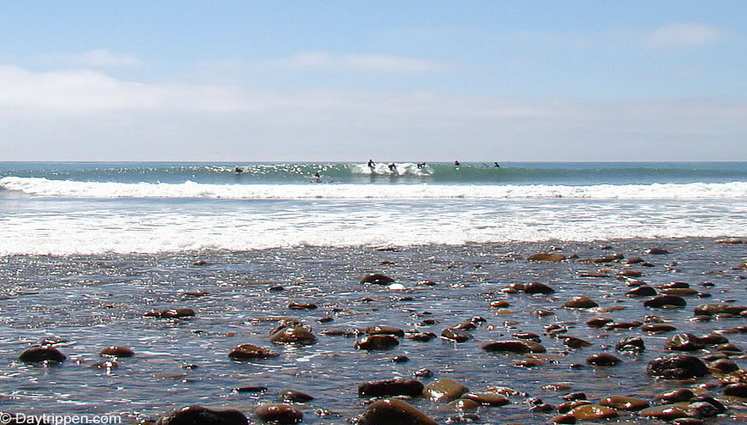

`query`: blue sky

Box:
[0,1,745,160]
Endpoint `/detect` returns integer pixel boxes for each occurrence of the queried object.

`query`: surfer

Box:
[454,160,460,167]
[388,163,398,175]
[367,159,376,172]
[494,162,501,168]
[313,171,321,183]
[234,167,243,174]
[417,162,426,169]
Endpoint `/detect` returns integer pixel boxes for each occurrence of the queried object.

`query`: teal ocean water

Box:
[1,162,746,254]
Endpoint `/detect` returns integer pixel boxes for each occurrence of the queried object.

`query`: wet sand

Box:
[1,238,746,423]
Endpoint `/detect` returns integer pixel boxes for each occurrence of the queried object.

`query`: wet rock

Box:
[392,355,410,363]
[358,378,424,398]
[270,326,317,345]
[647,247,670,255]
[686,402,719,418]
[18,346,66,363]
[724,383,747,398]
[586,353,621,366]
[462,392,510,406]
[228,344,279,360]
[523,282,555,294]
[657,389,695,404]
[513,358,545,368]
[360,273,395,285]
[355,335,399,350]
[157,406,248,425]
[513,332,541,342]
[406,332,437,342]
[698,332,727,345]
[528,253,566,262]
[661,288,699,296]
[561,336,593,349]
[605,320,642,330]
[563,392,587,401]
[366,326,405,337]
[648,355,709,379]
[99,346,134,357]
[558,400,591,413]
[481,340,545,354]
[674,419,704,425]
[710,358,739,373]
[569,404,618,421]
[490,300,510,308]
[288,302,317,310]
[255,404,303,424]
[644,295,686,308]
[279,390,314,403]
[586,317,613,328]
[91,360,118,370]
[599,395,648,411]
[627,286,657,297]
[616,336,645,353]
[144,308,195,319]
[442,328,472,343]
[533,308,556,317]
[444,399,481,412]
[414,368,433,378]
[666,333,705,351]
[551,413,577,424]
[563,296,598,309]
[423,379,469,402]
[639,403,690,420]
[642,323,677,334]
[694,304,747,316]
[358,399,437,425]
[234,385,268,393]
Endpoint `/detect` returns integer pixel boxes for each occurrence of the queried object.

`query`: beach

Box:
[0,163,746,423]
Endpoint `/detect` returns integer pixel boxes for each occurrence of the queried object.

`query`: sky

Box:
[0,1,745,161]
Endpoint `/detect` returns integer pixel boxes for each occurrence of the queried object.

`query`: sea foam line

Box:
[2,176,747,200]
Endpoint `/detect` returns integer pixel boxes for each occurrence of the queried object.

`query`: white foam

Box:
[2,176,747,200]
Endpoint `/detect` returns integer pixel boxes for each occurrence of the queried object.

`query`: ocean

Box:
[1,161,746,255]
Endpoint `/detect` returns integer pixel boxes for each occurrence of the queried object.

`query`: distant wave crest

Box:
[2,176,747,200]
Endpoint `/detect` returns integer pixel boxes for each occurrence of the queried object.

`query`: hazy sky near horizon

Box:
[1,1,746,161]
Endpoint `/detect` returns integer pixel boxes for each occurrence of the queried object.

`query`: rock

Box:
[513,332,541,342]
[551,414,577,424]
[99,346,134,357]
[360,274,395,285]
[698,332,727,345]
[444,399,481,412]
[156,405,248,425]
[358,378,424,398]
[686,402,719,419]
[414,368,433,378]
[666,333,705,351]
[355,335,399,350]
[569,404,618,421]
[234,385,268,393]
[357,399,437,425]
[481,340,545,354]
[144,308,195,319]
[656,389,695,403]
[288,302,317,310]
[366,326,405,337]
[716,238,745,244]
[563,296,598,309]
[561,336,593,349]
[405,332,437,342]
[644,295,686,308]
[528,253,566,262]
[647,355,709,379]
[320,327,360,337]
[674,419,704,425]
[586,317,613,328]
[642,323,677,334]
[441,328,472,343]
[423,379,468,402]
[605,320,642,330]
[599,395,648,411]
[586,353,621,366]
[255,404,303,424]
[694,304,747,316]
[563,392,587,401]
[490,300,510,308]
[647,247,670,255]
[392,355,409,363]
[18,346,66,363]
[710,359,739,373]
[616,336,645,353]
[228,344,279,360]
[627,286,657,297]
[462,392,510,406]
[270,326,317,345]
[661,288,699,296]
[639,404,690,420]
[523,282,555,294]
[724,383,747,398]
[280,390,314,403]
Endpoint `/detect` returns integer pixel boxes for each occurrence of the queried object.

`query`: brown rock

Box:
[666,333,705,351]
[360,274,395,285]
[694,304,747,316]
[99,346,134,357]
[599,395,649,411]
[462,392,510,406]
[563,296,599,309]
[156,405,248,425]
[561,336,593,349]
[656,389,695,404]
[481,340,545,354]
[144,308,195,319]
[18,346,66,363]
[644,295,686,308]
[569,404,618,421]
[366,326,405,337]
[586,317,613,328]
[279,390,314,403]
[627,286,657,297]
[358,378,424,398]
[441,328,472,343]
[355,335,399,350]
[229,344,279,360]
[642,323,677,334]
[647,355,709,379]
[254,404,303,424]
[616,336,645,353]
[639,403,689,420]
[270,326,317,345]
[358,399,437,425]
[528,253,566,262]
[724,383,747,398]
[586,353,621,366]
[524,282,555,294]
[288,302,317,310]
[423,379,468,402]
